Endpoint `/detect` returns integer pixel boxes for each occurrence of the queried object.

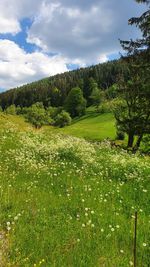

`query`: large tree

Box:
[65,87,86,117]
[114,0,150,149]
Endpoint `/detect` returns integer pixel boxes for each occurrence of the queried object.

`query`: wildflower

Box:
[143,189,147,193]
[101,228,104,232]
[111,228,115,232]
[129,261,133,266]
[143,243,147,247]
[91,210,94,214]
[120,249,124,253]
[82,223,85,228]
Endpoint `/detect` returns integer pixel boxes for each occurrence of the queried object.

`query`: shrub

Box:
[97,101,112,114]
[25,102,52,128]
[141,135,150,153]
[116,130,125,140]
[54,111,72,127]
[5,104,16,115]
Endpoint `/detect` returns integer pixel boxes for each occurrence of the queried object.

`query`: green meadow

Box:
[0,113,149,266]
[51,108,116,141]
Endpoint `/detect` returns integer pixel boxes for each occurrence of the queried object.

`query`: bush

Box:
[25,102,52,128]
[141,135,150,153]
[97,101,112,114]
[116,130,125,140]
[54,111,72,127]
[5,104,16,115]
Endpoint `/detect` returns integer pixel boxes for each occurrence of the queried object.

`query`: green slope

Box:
[0,114,149,266]
[54,111,116,141]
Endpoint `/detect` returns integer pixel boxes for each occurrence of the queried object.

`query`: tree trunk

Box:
[134,134,143,151]
[128,133,134,148]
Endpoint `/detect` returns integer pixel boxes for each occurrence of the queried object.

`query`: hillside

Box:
[0,59,128,109]
[0,113,149,266]
[54,110,116,141]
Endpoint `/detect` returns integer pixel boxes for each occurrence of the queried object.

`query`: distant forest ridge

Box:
[0,59,128,109]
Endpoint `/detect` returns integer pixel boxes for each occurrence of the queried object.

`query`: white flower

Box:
[91,210,94,214]
[120,249,124,253]
[143,243,147,247]
[129,261,133,266]
[6,222,10,226]
[101,228,104,232]
[82,223,85,228]
[87,220,91,225]
[111,228,115,232]
[143,189,147,193]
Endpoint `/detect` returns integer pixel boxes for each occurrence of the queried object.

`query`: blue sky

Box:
[0,0,146,91]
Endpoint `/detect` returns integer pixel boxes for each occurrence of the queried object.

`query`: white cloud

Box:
[0,40,68,89]
[27,0,146,64]
[0,0,42,34]
[0,0,146,90]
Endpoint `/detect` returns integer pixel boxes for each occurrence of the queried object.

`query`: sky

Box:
[0,0,146,91]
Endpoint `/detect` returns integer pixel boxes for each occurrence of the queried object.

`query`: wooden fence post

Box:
[134,211,138,267]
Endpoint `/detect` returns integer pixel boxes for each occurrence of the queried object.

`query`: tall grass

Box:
[0,117,149,266]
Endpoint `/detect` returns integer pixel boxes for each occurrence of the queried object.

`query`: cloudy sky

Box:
[0,0,146,91]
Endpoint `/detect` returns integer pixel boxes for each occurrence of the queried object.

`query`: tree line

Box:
[0,59,128,109]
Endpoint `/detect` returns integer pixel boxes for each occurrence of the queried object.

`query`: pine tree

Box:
[114,0,150,149]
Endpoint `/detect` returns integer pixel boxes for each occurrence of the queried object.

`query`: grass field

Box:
[0,113,149,266]
[52,109,116,141]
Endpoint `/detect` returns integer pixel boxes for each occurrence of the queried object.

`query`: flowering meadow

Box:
[0,115,149,266]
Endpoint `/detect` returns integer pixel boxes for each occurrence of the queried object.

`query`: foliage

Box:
[141,134,150,153]
[89,79,104,110]
[116,127,125,141]
[54,110,72,127]
[0,59,128,109]
[97,100,113,114]
[65,87,87,117]
[5,104,16,115]
[106,84,118,99]
[25,102,52,128]
[114,0,150,149]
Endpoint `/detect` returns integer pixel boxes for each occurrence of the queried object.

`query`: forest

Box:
[0,59,127,109]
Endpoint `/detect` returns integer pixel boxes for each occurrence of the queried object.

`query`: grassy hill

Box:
[55,110,116,141]
[0,113,149,266]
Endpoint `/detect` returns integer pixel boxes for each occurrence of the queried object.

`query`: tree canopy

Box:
[114,0,150,149]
